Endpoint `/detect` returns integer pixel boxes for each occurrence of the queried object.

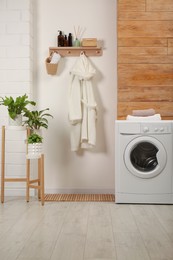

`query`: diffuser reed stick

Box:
[73,25,86,40]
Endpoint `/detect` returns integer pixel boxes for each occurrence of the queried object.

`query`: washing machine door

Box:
[124,136,167,179]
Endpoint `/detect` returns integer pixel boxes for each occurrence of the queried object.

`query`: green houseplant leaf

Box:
[27,133,43,144]
[0,94,36,120]
[23,108,53,130]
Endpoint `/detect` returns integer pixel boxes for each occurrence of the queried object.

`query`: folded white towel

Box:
[132,108,155,117]
[126,114,161,121]
[50,52,61,64]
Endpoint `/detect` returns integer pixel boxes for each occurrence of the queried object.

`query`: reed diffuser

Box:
[73,26,85,47]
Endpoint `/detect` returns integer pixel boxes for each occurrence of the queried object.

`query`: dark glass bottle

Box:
[68,33,72,47]
[57,30,64,47]
[64,35,68,47]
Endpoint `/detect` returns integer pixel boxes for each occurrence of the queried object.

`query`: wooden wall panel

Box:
[118,21,173,38]
[118,86,173,102]
[118,0,146,11]
[118,47,167,55]
[118,37,168,47]
[168,38,173,55]
[146,0,173,11]
[118,11,173,21]
[118,64,173,86]
[118,54,173,64]
[168,38,173,46]
[117,0,173,119]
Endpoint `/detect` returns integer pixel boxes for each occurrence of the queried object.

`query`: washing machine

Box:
[115,120,173,204]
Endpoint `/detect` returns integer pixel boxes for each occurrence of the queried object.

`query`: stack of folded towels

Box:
[126,109,161,121]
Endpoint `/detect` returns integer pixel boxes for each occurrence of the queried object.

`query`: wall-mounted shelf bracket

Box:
[49,47,102,57]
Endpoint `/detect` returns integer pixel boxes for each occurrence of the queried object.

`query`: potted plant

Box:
[0,94,36,127]
[27,133,43,159]
[23,108,53,134]
[28,133,43,144]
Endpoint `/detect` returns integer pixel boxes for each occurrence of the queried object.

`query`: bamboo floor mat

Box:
[44,194,115,202]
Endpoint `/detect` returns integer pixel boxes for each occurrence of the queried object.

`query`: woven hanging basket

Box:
[45,57,58,75]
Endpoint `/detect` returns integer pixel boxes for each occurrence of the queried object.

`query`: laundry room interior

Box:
[0,0,117,196]
[0,0,173,195]
[1,1,173,259]
[0,0,173,199]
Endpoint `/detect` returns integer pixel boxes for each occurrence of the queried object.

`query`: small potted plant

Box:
[0,94,36,127]
[27,133,43,159]
[23,108,53,134]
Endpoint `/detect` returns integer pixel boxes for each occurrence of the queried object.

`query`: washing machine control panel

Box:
[141,123,172,134]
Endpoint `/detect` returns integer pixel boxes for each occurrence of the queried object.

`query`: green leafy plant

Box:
[23,108,53,130]
[27,133,43,144]
[0,94,36,120]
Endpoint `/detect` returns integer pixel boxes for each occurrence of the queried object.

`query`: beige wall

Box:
[34,0,117,193]
[118,0,173,119]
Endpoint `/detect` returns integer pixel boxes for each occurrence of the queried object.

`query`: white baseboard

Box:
[45,188,115,194]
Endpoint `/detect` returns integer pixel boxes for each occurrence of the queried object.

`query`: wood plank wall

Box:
[117,0,173,119]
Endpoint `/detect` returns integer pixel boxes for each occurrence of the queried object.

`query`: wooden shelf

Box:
[49,47,102,57]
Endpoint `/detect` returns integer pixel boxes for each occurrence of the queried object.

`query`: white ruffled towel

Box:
[126,114,161,121]
[50,52,61,64]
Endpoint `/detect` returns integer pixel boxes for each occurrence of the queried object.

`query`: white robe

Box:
[68,53,97,151]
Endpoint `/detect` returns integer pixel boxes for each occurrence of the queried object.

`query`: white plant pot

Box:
[9,114,22,126]
[27,143,42,159]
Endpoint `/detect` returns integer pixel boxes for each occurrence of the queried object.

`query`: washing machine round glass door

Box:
[124,136,167,178]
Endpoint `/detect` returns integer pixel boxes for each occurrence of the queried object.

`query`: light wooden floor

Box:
[0,197,173,260]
